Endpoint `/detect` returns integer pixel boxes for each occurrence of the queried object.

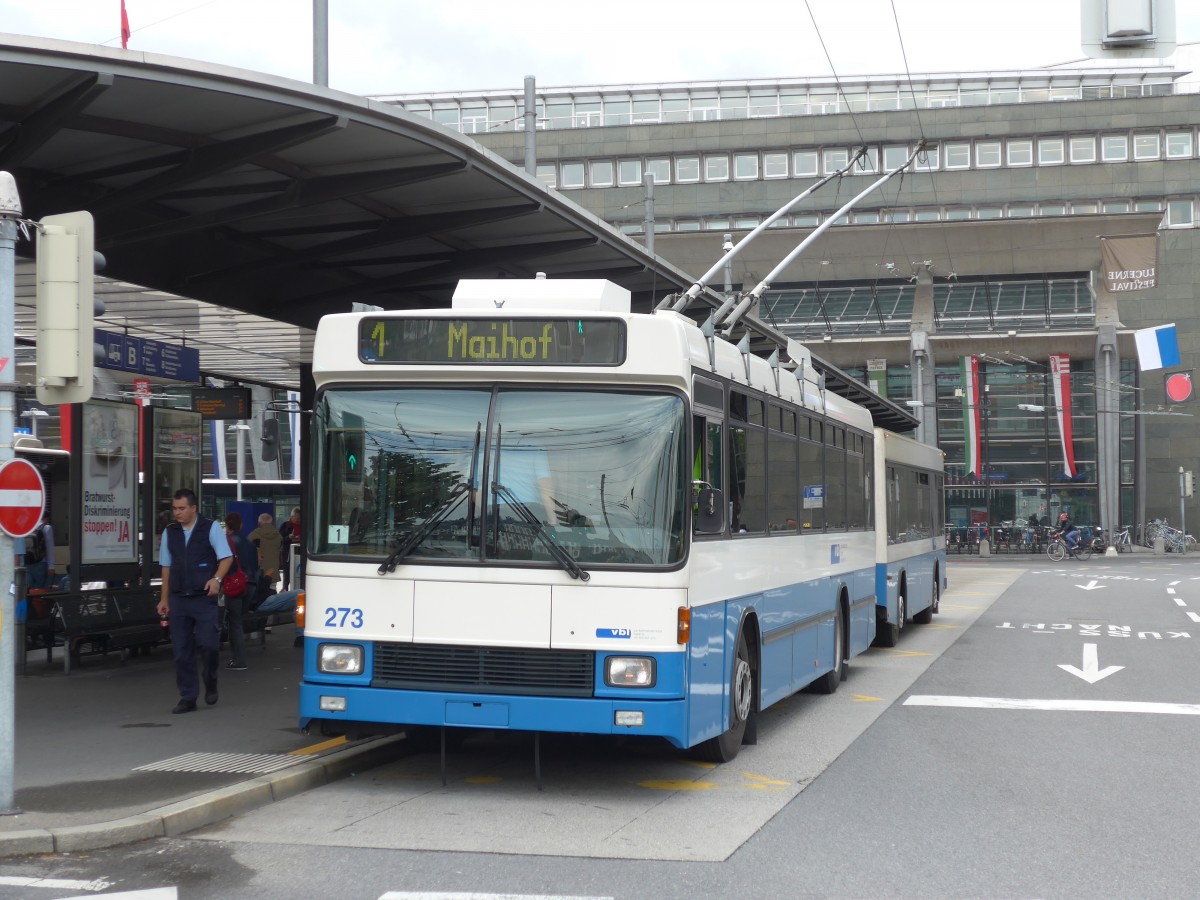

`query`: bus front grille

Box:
[372,643,594,697]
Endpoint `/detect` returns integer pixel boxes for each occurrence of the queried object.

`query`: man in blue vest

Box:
[157,488,233,714]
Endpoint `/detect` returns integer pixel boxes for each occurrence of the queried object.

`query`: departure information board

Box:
[360,318,626,366]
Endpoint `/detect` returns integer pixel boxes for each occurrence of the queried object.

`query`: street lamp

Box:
[227,421,251,501]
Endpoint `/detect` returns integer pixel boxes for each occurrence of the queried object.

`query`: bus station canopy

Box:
[0,34,916,430]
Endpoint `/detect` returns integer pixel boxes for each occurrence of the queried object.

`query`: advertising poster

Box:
[82,401,139,564]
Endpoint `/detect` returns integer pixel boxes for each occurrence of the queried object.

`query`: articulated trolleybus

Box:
[300,276,912,761]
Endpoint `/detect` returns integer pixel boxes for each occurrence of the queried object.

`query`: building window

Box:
[1070,136,1096,163]
[793,213,819,227]
[734,217,760,229]
[883,209,911,223]
[734,153,759,180]
[823,148,849,173]
[618,223,643,235]
[855,147,878,173]
[1007,139,1033,166]
[705,155,729,181]
[1101,134,1128,162]
[854,210,880,224]
[976,141,1001,168]
[560,162,585,189]
[1071,201,1098,214]
[646,158,671,184]
[883,145,909,170]
[945,208,971,220]
[977,207,1004,219]
[1101,200,1131,213]
[1167,199,1194,227]
[1134,200,1163,212]
[705,218,731,231]
[603,100,631,127]
[1008,204,1034,218]
[914,209,939,222]
[1039,202,1067,216]
[589,160,614,187]
[1133,133,1161,160]
[763,152,788,178]
[676,220,701,232]
[793,150,818,177]
[1166,131,1193,158]
[432,107,460,129]
[1038,138,1065,165]
[676,156,700,182]
[632,98,660,123]
[618,159,643,185]
[536,164,557,189]
[914,145,939,171]
[750,92,779,117]
[944,143,971,169]
[662,98,689,123]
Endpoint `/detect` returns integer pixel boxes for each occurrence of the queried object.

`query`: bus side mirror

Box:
[694,487,725,535]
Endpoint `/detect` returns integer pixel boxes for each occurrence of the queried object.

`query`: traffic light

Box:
[1186,471,1195,499]
[36,210,103,404]
[261,416,279,462]
[343,412,364,483]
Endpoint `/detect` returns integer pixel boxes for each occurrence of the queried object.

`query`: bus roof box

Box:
[452,277,631,313]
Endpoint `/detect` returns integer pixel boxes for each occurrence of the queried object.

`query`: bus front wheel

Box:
[693,629,753,763]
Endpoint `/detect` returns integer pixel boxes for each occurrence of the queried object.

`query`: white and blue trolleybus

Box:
[299,276,917,762]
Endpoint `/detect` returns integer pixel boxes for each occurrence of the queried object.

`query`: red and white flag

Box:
[1048,354,1077,478]
[121,0,131,49]
[961,356,982,478]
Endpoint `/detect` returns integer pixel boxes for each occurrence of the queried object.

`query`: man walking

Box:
[156,489,232,714]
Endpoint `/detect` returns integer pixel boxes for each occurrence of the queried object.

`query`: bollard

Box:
[1153,535,1165,555]
[978,538,991,557]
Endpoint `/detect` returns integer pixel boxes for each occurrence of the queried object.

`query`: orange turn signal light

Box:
[295,591,306,628]
[677,606,691,645]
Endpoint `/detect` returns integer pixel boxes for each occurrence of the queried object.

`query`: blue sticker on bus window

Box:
[831,543,842,564]
[597,628,632,639]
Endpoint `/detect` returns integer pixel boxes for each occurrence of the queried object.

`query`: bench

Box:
[53,588,167,674]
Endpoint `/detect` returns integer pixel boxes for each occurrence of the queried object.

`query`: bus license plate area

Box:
[446,700,510,727]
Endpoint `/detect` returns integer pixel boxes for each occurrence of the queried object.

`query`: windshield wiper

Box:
[378,423,481,575]
[491,426,588,581]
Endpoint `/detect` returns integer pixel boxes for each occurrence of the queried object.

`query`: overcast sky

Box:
[1,1,1199,96]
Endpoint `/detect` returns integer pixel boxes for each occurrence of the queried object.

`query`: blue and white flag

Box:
[1134,324,1180,371]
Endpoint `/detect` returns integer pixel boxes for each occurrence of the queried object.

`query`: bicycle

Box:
[1111,525,1133,553]
[1047,535,1093,562]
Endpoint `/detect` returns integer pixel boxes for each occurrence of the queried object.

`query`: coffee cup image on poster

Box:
[82,402,138,564]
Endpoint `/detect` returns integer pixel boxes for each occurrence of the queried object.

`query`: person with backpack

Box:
[222,513,259,672]
[25,513,56,590]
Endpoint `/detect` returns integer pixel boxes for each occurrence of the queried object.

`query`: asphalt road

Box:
[1,556,1197,899]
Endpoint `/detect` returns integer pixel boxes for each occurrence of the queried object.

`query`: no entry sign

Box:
[0,458,46,538]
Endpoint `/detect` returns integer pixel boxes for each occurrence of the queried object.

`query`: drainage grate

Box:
[134,751,301,775]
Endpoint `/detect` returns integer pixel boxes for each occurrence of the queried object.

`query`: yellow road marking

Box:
[288,736,347,756]
[740,771,789,786]
[927,623,961,630]
[878,649,932,658]
[640,779,718,791]
[852,693,883,702]
[685,760,717,770]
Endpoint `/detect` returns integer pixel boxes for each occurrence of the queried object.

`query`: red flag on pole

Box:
[121,0,131,49]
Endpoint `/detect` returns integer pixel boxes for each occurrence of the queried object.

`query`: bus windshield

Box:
[314,387,687,567]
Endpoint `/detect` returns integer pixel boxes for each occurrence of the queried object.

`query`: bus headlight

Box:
[605,656,656,687]
[318,644,363,674]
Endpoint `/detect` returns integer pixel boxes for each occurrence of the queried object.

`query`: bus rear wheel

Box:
[693,629,753,763]
[808,607,844,695]
[913,575,936,625]
[876,591,905,647]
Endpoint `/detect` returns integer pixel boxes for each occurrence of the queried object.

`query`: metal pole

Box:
[236,423,245,502]
[313,0,329,87]
[523,76,537,176]
[642,174,655,256]
[1180,466,1186,544]
[722,233,733,294]
[0,172,21,813]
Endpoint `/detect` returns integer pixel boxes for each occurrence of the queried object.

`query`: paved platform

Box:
[0,631,404,857]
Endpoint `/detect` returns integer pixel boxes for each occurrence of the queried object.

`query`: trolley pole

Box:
[0,171,22,813]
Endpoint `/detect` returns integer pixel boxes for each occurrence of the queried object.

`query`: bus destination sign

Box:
[360,318,626,366]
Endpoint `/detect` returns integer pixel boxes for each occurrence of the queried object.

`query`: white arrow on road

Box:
[1058,643,1124,684]
[1076,580,1106,591]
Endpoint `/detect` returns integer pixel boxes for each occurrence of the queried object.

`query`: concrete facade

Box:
[388,73,1200,536]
